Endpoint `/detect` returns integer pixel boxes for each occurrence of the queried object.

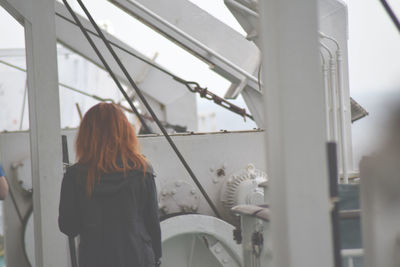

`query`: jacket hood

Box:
[92,164,154,197]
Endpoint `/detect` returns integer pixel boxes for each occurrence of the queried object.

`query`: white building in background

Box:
[0,47,125,131]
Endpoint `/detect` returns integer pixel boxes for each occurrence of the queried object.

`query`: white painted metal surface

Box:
[161,214,242,267]
[24,0,67,266]
[108,0,260,85]
[0,130,266,266]
[259,1,334,267]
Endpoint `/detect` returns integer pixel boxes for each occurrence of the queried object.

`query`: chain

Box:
[174,77,254,121]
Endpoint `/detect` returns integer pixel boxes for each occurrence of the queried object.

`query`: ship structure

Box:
[0,0,398,267]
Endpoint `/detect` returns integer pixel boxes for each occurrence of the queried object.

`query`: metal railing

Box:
[341,248,363,267]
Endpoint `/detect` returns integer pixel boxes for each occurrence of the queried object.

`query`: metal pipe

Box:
[348,258,354,267]
[224,0,259,18]
[335,49,348,184]
[320,51,330,140]
[341,248,363,257]
[320,42,338,143]
[320,32,348,183]
[68,0,222,218]
[109,0,260,86]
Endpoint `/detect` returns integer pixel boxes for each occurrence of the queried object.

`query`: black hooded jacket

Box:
[58,163,161,267]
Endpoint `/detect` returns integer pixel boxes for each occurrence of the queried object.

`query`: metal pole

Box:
[61,135,78,267]
[259,0,334,265]
[327,142,342,267]
[24,0,66,264]
[63,0,221,218]
[335,50,348,184]
[320,51,331,140]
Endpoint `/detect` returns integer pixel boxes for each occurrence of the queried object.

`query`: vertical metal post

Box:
[259,0,334,266]
[327,142,342,267]
[24,0,67,265]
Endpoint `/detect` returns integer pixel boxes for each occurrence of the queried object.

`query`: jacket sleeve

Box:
[58,167,80,237]
[144,173,162,261]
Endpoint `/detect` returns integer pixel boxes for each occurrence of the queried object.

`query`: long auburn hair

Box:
[75,103,147,195]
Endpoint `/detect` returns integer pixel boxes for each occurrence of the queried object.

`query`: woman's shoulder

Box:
[144,161,155,176]
[64,163,87,181]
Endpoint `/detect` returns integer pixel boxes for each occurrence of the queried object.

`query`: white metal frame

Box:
[0,0,67,266]
[259,0,334,266]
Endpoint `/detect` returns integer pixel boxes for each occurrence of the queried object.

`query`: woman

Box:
[59,103,161,267]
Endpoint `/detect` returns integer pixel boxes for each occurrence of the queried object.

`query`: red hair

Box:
[75,103,147,195]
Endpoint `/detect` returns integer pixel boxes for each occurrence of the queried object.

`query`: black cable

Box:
[379,0,400,34]
[67,0,222,218]
[61,1,152,134]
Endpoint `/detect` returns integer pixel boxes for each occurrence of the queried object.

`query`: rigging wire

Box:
[55,11,254,121]
[64,0,221,218]
[60,6,154,133]
[379,0,400,34]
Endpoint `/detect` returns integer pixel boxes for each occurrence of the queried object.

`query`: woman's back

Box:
[59,164,161,267]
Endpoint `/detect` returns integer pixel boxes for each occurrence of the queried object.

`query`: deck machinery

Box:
[0,0,366,266]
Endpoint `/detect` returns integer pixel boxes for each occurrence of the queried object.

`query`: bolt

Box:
[191,204,198,211]
[190,189,196,195]
[216,168,225,177]
[162,206,169,213]
[161,190,167,196]
[175,181,182,187]
[215,247,221,253]
[222,259,229,264]
[213,178,219,184]
[171,189,177,195]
